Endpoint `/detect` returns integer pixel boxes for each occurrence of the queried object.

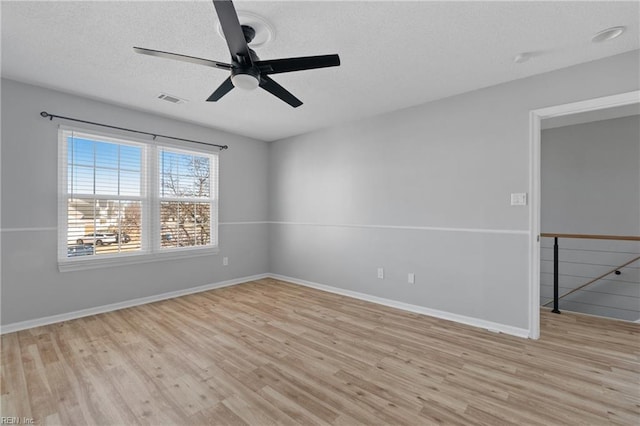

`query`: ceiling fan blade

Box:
[212,0,252,64]
[206,77,234,102]
[259,76,302,108]
[133,47,231,70]
[256,54,340,75]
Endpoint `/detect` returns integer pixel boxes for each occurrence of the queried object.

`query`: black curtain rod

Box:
[40,111,228,151]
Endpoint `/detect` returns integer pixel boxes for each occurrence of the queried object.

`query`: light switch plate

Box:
[510,193,527,206]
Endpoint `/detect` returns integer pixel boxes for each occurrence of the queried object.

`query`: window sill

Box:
[58,246,220,272]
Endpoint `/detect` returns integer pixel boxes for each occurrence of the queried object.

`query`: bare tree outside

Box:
[121,202,141,235]
[160,153,211,247]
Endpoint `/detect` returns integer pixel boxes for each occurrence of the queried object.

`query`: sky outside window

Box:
[68,136,142,196]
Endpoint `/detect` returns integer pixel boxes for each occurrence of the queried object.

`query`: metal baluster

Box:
[552,237,561,314]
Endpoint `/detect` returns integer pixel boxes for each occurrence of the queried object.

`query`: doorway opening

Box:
[528,91,639,339]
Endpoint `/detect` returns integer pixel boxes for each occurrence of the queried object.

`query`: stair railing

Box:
[540,233,640,314]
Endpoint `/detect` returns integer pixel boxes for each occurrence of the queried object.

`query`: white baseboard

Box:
[1,272,531,339]
[0,273,270,334]
[269,274,531,339]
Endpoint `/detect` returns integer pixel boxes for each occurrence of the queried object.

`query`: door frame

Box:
[528,90,639,339]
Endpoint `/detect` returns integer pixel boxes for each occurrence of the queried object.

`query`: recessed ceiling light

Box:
[592,26,626,43]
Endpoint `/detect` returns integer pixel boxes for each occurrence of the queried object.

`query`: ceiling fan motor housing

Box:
[241,25,256,44]
[231,27,261,91]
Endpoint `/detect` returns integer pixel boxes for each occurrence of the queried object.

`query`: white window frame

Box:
[58,126,219,272]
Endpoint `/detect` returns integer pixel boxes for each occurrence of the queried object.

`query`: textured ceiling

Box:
[2,1,639,141]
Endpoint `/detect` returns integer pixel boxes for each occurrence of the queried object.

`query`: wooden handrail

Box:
[540,233,640,241]
[543,255,640,307]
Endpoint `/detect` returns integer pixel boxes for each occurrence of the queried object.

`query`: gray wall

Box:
[542,115,640,236]
[541,116,640,321]
[2,50,639,332]
[1,79,270,325]
[268,50,640,330]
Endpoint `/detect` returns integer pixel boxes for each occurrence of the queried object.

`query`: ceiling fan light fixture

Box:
[592,26,626,43]
[231,73,259,90]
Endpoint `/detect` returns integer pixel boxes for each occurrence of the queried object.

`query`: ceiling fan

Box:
[134,0,340,108]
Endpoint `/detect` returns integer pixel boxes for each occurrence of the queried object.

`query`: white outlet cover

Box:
[408,273,415,284]
[377,268,384,279]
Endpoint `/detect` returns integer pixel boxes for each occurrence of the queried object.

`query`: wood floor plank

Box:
[1,278,639,425]
[189,402,249,426]
[1,333,33,419]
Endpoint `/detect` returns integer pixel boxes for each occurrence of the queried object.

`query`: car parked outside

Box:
[67,244,94,257]
[115,232,131,243]
[75,232,117,246]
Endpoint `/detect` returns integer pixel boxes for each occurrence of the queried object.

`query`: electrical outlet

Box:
[223,257,229,266]
[377,268,384,279]
[408,273,415,284]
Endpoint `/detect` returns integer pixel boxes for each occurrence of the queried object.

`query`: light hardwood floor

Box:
[1,278,639,425]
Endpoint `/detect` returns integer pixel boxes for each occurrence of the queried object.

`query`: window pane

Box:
[67,199,142,257]
[68,137,93,166]
[160,202,210,248]
[70,165,94,194]
[119,201,142,252]
[194,203,211,245]
[160,150,210,198]
[120,171,141,196]
[95,141,119,169]
[68,136,142,197]
[67,198,95,250]
[95,168,119,195]
[120,145,141,171]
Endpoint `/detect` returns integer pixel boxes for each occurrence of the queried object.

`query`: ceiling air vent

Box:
[157,93,186,104]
